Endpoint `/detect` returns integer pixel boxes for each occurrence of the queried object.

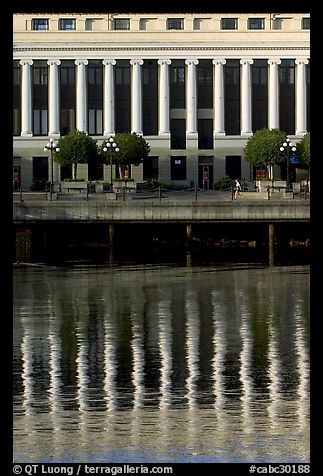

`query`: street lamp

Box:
[280,138,296,192]
[103,136,120,190]
[44,138,60,201]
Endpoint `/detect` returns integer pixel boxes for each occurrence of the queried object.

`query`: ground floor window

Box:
[225,155,241,179]
[171,156,186,180]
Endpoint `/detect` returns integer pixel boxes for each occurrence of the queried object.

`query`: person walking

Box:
[233,178,241,199]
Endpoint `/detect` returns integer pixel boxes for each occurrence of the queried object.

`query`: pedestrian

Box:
[233,178,241,199]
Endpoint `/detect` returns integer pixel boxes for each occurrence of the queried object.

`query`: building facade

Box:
[13,13,310,190]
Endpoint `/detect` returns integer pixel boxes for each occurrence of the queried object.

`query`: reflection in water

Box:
[13,264,310,463]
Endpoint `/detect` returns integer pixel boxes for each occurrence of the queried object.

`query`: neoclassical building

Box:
[13,13,310,190]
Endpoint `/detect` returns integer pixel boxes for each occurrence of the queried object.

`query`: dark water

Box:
[13,262,310,463]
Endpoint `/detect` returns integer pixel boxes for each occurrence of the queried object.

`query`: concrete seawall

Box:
[13,200,310,224]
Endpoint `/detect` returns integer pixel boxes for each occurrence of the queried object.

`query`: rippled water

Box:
[13,263,310,463]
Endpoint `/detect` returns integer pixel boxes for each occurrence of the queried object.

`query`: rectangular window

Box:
[59,19,76,30]
[221,18,238,30]
[33,66,48,85]
[32,19,48,30]
[167,18,184,30]
[248,18,265,30]
[13,66,20,85]
[60,66,75,85]
[113,19,130,30]
[170,66,185,83]
[302,17,310,29]
[88,109,103,135]
[33,109,48,135]
[115,67,130,85]
[171,156,186,180]
[279,60,295,84]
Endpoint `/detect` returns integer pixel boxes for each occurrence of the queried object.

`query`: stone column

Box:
[295,58,309,135]
[130,59,144,135]
[158,59,171,137]
[185,59,199,141]
[75,59,88,133]
[102,59,116,136]
[268,59,281,129]
[213,59,226,136]
[240,59,254,136]
[19,59,33,137]
[47,59,61,137]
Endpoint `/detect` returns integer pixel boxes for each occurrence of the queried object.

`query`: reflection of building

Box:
[13,13,310,189]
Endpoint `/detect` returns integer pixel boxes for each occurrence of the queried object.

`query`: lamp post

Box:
[44,138,60,202]
[280,138,296,192]
[103,136,120,190]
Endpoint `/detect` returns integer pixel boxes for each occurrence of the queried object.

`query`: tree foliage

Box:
[296,132,310,166]
[54,129,98,178]
[243,128,287,167]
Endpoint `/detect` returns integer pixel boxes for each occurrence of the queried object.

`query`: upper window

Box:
[113,19,130,30]
[59,19,76,30]
[221,18,238,30]
[167,18,184,30]
[32,19,48,31]
[248,18,265,30]
[302,17,310,30]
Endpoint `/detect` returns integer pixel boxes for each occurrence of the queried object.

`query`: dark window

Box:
[252,60,268,131]
[142,61,158,135]
[113,19,130,30]
[171,157,186,180]
[221,18,238,30]
[143,156,159,181]
[224,60,240,135]
[197,60,213,108]
[59,19,76,30]
[248,18,265,30]
[32,19,48,30]
[32,61,48,135]
[87,61,103,136]
[13,61,21,136]
[302,18,310,29]
[225,156,241,179]
[167,18,184,30]
[279,60,295,135]
[170,60,185,109]
[33,157,48,182]
[60,61,76,134]
[198,119,213,149]
[115,60,131,132]
[170,119,186,149]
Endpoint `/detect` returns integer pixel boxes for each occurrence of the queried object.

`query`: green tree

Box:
[243,128,287,181]
[296,132,310,188]
[54,129,98,180]
[296,132,310,167]
[99,132,150,179]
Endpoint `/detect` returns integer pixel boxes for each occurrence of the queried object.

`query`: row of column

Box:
[19,57,309,138]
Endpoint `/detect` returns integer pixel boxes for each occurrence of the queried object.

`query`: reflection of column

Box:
[76,327,89,414]
[294,301,310,431]
[47,59,61,136]
[102,59,116,136]
[267,59,281,129]
[48,324,63,414]
[130,59,144,134]
[295,59,309,135]
[75,59,88,132]
[19,59,33,136]
[103,316,117,412]
[211,291,226,411]
[185,59,199,140]
[158,59,171,137]
[267,316,281,429]
[213,59,226,136]
[21,333,34,415]
[158,291,173,409]
[131,305,145,410]
[185,290,199,408]
[240,59,254,136]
